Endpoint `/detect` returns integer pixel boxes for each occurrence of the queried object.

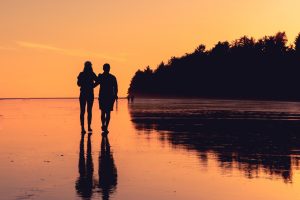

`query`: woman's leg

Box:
[87,98,94,131]
[79,97,87,133]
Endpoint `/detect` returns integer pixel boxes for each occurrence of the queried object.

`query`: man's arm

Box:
[114,77,118,99]
[93,74,101,88]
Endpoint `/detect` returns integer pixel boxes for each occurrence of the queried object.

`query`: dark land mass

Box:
[128,32,300,101]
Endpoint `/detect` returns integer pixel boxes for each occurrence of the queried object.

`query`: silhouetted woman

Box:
[77,61,97,133]
[75,134,95,199]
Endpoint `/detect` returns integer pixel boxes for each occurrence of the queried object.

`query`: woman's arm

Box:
[77,73,82,87]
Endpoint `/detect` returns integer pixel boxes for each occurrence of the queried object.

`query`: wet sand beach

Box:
[1,99,300,200]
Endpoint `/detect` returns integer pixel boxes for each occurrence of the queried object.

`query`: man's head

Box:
[103,63,110,73]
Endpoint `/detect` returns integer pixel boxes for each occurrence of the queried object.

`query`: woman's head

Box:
[83,61,93,73]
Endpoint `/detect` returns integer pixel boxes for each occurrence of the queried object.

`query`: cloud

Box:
[0,46,16,51]
[15,41,126,62]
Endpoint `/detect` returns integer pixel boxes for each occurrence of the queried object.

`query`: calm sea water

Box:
[1,99,300,200]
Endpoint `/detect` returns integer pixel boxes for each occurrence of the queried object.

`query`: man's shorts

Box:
[98,97,115,112]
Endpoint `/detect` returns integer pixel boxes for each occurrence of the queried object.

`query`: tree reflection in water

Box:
[129,100,300,183]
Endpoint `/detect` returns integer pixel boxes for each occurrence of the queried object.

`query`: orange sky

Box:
[1,0,300,97]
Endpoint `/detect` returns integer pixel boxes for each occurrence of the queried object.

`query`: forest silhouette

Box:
[128,32,300,100]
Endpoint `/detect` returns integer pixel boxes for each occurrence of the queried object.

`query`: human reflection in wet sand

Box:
[98,135,118,200]
[76,133,96,199]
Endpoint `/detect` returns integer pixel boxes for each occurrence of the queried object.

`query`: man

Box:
[95,63,118,133]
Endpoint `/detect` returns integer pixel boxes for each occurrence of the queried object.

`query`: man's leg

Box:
[101,110,106,131]
[105,111,111,130]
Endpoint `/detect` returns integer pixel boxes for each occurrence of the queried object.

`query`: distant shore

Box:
[125,95,300,103]
[0,97,128,100]
[2,96,300,103]
[128,32,300,101]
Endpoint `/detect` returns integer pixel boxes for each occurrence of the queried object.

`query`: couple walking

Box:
[77,61,118,134]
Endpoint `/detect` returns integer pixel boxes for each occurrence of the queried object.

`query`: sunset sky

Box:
[1,0,300,97]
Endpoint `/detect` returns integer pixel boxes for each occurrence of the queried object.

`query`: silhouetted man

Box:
[98,135,118,200]
[95,63,118,133]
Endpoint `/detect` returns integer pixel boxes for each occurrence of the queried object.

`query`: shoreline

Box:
[1,96,300,103]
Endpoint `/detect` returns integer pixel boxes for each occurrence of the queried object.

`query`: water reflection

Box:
[76,134,118,200]
[129,99,300,183]
[76,133,96,199]
[98,136,118,200]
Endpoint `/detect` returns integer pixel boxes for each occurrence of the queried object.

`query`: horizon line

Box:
[0,97,128,100]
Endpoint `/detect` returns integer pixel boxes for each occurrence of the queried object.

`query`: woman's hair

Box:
[83,61,93,74]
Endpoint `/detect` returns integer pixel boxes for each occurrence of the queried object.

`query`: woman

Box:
[77,61,97,133]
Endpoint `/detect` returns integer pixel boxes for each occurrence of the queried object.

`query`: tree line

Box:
[128,32,300,100]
